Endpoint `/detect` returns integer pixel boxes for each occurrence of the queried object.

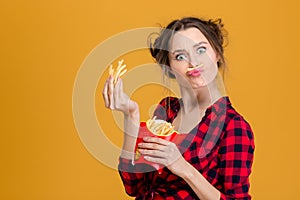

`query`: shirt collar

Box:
[205,96,231,115]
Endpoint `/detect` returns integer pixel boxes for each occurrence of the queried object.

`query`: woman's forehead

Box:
[169,27,208,51]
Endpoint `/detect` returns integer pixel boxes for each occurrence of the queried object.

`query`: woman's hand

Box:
[102,75,140,140]
[102,75,138,116]
[138,137,188,176]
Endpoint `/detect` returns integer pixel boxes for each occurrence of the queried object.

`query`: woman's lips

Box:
[187,64,204,77]
[187,69,203,77]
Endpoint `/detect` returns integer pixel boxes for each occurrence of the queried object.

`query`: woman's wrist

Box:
[124,101,139,118]
[124,105,140,131]
[122,104,140,160]
[125,108,139,121]
[176,158,195,179]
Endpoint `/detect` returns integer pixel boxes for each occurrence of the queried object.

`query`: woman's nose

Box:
[189,53,200,67]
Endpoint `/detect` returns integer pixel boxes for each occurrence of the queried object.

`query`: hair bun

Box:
[207,18,227,47]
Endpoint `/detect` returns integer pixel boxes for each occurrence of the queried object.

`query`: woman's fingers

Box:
[104,75,134,114]
[114,77,121,106]
[104,60,131,113]
[138,142,164,150]
[102,79,110,108]
[108,75,115,109]
[115,77,124,94]
[138,137,171,151]
[143,137,171,146]
[139,149,167,157]
[139,139,182,168]
[114,78,134,114]
[114,78,126,111]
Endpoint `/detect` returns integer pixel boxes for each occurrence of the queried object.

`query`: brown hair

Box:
[149,17,228,78]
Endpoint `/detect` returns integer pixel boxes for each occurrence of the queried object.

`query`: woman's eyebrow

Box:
[171,42,208,54]
[171,49,186,54]
[193,41,208,47]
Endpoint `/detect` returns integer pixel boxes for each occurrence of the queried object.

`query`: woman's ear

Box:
[216,53,221,62]
[216,54,221,68]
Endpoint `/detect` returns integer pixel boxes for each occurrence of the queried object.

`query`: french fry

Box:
[159,125,166,135]
[154,123,165,132]
[118,68,127,78]
[114,65,126,84]
[150,122,160,132]
[187,63,204,71]
[118,59,124,67]
[147,116,156,129]
[167,126,174,135]
[162,125,172,136]
[108,59,128,85]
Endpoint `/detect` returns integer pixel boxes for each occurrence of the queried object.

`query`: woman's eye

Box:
[197,47,206,54]
[175,54,188,61]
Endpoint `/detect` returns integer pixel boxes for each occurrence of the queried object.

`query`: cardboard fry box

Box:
[133,120,183,173]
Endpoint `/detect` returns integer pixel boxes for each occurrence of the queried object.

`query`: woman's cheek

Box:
[202,65,218,85]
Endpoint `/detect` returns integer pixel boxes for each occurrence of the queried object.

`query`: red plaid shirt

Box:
[119,96,255,200]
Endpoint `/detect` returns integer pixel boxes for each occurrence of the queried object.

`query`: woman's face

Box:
[168,27,219,89]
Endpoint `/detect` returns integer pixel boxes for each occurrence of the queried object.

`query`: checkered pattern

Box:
[118,96,255,200]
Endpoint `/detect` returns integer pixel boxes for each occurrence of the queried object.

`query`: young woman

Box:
[103,17,255,200]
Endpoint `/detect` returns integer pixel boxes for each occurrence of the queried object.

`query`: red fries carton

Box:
[134,119,181,173]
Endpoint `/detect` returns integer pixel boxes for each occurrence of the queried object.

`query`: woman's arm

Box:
[217,116,254,199]
[103,76,144,196]
[118,108,148,197]
[103,75,141,158]
[178,115,254,200]
[120,106,140,159]
[179,159,221,200]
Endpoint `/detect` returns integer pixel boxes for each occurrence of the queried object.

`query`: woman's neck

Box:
[179,80,223,114]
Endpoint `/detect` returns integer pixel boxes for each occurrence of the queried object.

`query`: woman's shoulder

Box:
[225,100,252,127]
[223,100,254,141]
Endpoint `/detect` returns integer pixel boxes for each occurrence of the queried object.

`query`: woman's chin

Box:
[178,81,207,90]
[190,78,209,88]
[175,75,214,90]
[191,83,206,89]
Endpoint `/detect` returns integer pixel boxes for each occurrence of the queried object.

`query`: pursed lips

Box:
[187,68,203,77]
[187,64,204,77]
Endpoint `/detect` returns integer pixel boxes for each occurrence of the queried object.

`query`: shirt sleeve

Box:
[218,116,255,200]
[118,157,145,196]
[118,97,179,197]
[118,97,175,196]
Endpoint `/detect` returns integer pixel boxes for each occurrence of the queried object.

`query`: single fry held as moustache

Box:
[187,63,204,71]
[108,59,127,85]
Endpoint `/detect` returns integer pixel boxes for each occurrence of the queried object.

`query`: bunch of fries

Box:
[108,59,127,85]
[135,117,178,160]
[146,116,176,136]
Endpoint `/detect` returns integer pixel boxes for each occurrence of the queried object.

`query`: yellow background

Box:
[1,0,300,199]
